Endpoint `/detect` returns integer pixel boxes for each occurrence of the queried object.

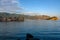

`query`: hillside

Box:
[0,12,58,21]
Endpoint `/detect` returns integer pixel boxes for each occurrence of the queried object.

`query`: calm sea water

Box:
[0,20,60,40]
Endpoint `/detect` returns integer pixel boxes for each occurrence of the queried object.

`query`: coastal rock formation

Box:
[24,15,58,20]
[49,16,58,20]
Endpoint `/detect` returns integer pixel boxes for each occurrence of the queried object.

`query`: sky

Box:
[0,0,22,13]
[0,0,60,16]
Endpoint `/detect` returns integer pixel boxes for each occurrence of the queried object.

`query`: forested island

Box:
[0,12,58,22]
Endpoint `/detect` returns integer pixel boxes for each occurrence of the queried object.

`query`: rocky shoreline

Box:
[0,17,24,22]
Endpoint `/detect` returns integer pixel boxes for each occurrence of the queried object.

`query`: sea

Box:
[0,20,60,40]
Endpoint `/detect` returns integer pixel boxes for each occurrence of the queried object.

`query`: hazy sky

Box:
[0,0,60,16]
[20,0,60,16]
[0,0,22,13]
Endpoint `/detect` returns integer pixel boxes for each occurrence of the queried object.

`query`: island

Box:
[0,12,58,22]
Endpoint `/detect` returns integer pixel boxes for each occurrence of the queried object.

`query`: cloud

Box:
[23,12,41,16]
[0,0,22,13]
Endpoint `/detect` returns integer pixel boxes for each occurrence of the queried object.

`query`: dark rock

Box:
[26,33,40,40]
[26,33,33,40]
